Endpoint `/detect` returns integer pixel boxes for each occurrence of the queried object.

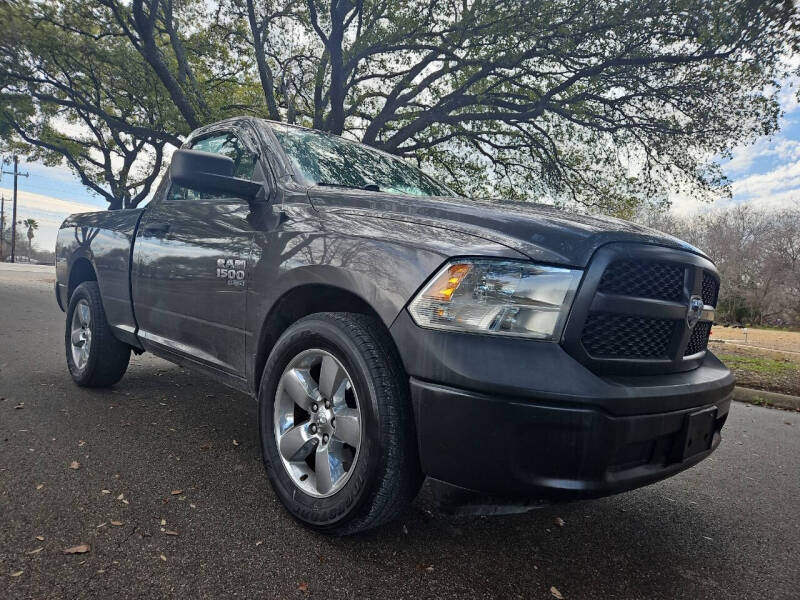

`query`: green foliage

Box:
[1,0,798,213]
[716,353,796,377]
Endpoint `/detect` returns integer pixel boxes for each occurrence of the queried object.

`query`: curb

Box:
[733,386,800,411]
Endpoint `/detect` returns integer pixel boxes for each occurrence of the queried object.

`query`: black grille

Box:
[581,314,675,358]
[598,261,684,301]
[684,321,712,356]
[702,273,719,307]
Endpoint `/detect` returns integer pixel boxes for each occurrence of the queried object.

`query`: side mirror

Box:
[169,149,262,200]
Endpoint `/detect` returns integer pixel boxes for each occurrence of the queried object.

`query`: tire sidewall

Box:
[65,282,99,385]
[258,317,385,529]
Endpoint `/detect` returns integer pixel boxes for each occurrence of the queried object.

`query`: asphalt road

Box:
[2,266,799,599]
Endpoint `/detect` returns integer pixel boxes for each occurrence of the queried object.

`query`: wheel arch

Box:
[67,256,98,300]
[252,283,397,395]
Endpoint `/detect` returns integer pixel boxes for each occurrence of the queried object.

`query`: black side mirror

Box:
[169,149,262,200]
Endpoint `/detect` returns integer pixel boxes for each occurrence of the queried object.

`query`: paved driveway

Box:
[1,267,798,599]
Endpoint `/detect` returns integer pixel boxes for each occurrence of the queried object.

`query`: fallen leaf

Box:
[36,484,44,490]
[165,530,178,536]
[101,489,111,494]
[425,566,434,572]
[160,519,167,526]
[116,493,124,500]
[96,522,107,529]
[255,540,263,547]
[110,521,124,527]
[11,570,23,577]
[27,548,43,555]
[170,489,183,496]
[555,517,566,527]
[96,569,105,574]
[298,583,309,592]
[550,586,564,599]
[78,440,86,447]
[63,543,91,555]
[14,403,24,410]
[69,461,80,470]
[159,554,167,562]
[232,440,240,446]
[35,536,44,542]
[122,499,129,505]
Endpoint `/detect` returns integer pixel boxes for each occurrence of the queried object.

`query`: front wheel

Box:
[258,312,423,535]
[65,281,130,387]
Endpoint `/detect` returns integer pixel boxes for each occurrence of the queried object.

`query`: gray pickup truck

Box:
[55,117,734,534]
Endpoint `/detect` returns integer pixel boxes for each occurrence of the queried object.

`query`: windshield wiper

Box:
[316,181,381,192]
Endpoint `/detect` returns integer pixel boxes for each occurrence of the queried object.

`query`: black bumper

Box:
[411,378,730,499]
[390,311,734,500]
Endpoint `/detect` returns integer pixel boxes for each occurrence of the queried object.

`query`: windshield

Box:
[266,123,453,197]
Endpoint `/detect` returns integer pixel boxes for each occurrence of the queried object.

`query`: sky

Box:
[2,83,799,254]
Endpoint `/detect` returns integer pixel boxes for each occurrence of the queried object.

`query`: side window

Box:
[168,131,258,201]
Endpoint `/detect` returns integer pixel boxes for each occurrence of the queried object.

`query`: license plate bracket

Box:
[680,407,717,461]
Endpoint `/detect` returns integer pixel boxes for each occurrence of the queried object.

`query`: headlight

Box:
[408,259,582,340]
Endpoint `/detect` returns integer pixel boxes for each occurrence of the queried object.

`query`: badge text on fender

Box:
[216,258,246,287]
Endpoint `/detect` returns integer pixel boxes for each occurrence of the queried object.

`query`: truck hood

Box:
[308,189,705,267]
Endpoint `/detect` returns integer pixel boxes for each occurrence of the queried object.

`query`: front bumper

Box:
[390,311,734,500]
[411,378,730,499]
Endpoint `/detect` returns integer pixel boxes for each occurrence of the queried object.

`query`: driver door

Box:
[132,128,263,379]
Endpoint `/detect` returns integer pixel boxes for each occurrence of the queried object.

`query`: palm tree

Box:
[22,218,38,261]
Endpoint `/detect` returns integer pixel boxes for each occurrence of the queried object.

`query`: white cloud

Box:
[778,76,799,115]
[1,187,100,252]
[724,136,800,176]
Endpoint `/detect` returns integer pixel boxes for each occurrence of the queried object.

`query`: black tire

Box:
[258,312,423,535]
[65,281,130,387]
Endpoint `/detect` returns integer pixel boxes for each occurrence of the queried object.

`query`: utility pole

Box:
[1,156,30,263]
[0,194,5,261]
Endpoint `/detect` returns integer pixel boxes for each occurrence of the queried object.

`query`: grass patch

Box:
[717,353,797,376]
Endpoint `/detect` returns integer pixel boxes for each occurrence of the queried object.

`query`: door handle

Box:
[143,222,171,235]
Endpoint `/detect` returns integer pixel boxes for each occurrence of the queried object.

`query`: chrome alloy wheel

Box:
[70,299,92,370]
[273,349,363,498]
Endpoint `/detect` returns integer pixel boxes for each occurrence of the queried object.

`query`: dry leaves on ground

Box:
[63,543,90,554]
[110,521,124,526]
[11,570,24,577]
[554,517,565,527]
[36,484,44,490]
[298,583,309,592]
[35,536,44,541]
[69,461,80,470]
[551,586,564,599]
[170,489,183,496]
[27,548,43,555]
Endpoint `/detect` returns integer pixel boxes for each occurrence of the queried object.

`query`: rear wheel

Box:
[65,281,130,387]
[258,312,423,535]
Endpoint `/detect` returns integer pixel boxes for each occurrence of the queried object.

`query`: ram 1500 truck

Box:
[55,117,734,534]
